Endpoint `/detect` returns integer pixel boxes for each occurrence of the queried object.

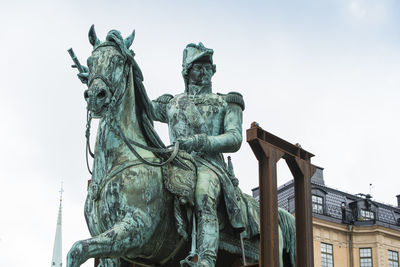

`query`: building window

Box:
[360,248,373,267]
[389,250,399,267]
[312,195,324,214]
[360,209,374,220]
[321,243,334,267]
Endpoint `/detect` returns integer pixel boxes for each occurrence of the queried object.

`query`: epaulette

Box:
[154,94,173,104]
[225,91,245,111]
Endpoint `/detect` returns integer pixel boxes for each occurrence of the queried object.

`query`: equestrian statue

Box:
[66,25,296,267]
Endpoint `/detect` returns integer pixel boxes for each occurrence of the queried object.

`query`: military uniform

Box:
[152,43,245,267]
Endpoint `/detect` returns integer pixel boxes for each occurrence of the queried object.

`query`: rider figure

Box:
[152,43,245,266]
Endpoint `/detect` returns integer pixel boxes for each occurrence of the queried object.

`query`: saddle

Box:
[163,151,197,207]
[163,152,261,242]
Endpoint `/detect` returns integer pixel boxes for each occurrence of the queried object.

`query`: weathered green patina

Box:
[66,26,296,267]
[153,43,249,266]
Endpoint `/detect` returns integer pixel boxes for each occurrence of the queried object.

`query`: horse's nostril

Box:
[97,90,106,99]
[84,90,89,100]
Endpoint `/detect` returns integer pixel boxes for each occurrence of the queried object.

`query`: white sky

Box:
[0,0,399,266]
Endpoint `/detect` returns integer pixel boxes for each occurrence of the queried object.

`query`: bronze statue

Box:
[66,26,296,267]
[153,42,247,266]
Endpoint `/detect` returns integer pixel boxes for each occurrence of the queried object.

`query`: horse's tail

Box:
[278,208,296,265]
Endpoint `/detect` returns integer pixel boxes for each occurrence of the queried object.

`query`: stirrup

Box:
[180,253,200,267]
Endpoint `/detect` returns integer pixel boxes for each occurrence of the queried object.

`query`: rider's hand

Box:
[177,134,209,153]
[177,136,195,153]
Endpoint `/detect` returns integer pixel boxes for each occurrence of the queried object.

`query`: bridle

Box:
[85,110,94,174]
[85,43,180,175]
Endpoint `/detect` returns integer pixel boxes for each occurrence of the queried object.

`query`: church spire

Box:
[51,182,63,267]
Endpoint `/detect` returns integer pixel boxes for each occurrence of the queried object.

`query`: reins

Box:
[109,122,180,167]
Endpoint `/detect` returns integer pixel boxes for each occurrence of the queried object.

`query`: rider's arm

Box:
[193,92,245,153]
[152,94,173,123]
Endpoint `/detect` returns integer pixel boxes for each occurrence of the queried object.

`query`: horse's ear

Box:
[124,30,135,49]
[88,24,100,47]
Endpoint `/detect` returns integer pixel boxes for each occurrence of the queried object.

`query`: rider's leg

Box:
[195,166,221,267]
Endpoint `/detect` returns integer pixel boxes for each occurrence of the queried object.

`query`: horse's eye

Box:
[84,90,89,99]
[97,90,106,99]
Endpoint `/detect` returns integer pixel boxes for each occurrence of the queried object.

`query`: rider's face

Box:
[188,61,213,87]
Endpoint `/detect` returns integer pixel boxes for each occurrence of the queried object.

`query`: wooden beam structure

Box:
[246,122,316,267]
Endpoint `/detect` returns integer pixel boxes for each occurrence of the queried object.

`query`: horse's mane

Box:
[103,30,169,153]
[132,62,168,151]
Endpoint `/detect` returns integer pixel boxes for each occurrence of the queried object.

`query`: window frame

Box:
[321,242,334,267]
[312,194,324,214]
[359,247,373,267]
[360,209,375,220]
[389,250,399,267]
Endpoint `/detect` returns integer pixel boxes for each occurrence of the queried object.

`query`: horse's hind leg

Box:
[66,212,152,267]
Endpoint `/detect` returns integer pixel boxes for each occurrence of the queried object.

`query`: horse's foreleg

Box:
[98,258,120,267]
[66,211,152,267]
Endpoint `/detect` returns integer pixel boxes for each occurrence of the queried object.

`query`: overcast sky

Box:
[1,0,399,266]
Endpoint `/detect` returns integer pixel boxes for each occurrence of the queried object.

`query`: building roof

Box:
[252,167,400,231]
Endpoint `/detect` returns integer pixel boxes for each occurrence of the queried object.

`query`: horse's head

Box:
[84,25,136,118]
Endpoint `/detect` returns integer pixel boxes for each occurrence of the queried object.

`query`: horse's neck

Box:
[93,68,155,181]
[118,68,147,146]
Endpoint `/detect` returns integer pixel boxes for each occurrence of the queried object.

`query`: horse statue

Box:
[66,26,296,267]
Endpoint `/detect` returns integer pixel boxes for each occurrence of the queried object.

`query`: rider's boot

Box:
[180,195,219,267]
[180,196,219,267]
[195,195,219,267]
[181,166,220,267]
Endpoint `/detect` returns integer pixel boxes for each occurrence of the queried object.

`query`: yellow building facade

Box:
[253,167,400,267]
[313,217,400,267]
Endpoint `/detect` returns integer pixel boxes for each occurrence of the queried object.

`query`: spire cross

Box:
[59,181,64,201]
